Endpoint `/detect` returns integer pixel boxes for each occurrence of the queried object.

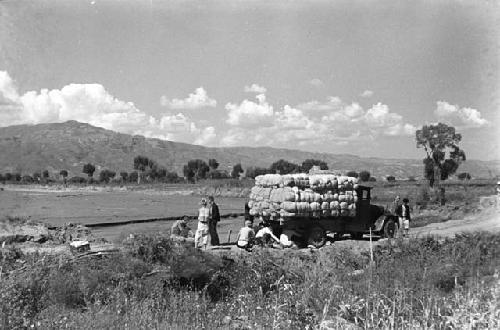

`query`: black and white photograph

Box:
[0,0,499,328]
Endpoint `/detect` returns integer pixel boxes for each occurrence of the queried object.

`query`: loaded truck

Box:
[248,173,399,248]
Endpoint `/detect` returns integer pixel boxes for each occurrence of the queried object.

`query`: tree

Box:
[21,175,34,183]
[416,123,466,188]
[208,159,219,171]
[386,175,396,182]
[42,170,49,179]
[231,163,244,179]
[270,159,301,175]
[120,171,129,182]
[82,163,96,181]
[245,166,270,179]
[133,156,151,184]
[359,170,371,182]
[129,171,139,183]
[346,171,359,178]
[60,170,68,184]
[301,159,328,172]
[4,173,12,181]
[33,172,41,182]
[13,173,21,182]
[183,159,210,182]
[457,172,471,180]
[99,169,116,183]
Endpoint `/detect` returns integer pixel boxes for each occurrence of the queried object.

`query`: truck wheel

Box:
[307,226,326,248]
[383,219,397,238]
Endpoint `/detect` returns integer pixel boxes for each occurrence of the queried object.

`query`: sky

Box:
[0,0,498,160]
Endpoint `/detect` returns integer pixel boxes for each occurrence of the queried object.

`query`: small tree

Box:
[270,159,301,175]
[33,172,41,182]
[133,156,151,184]
[358,170,371,181]
[59,170,68,183]
[120,171,129,182]
[301,159,328,172]
[13,173,21,182]
[82,163,96,181]
[208,159,219,171]
[99,169,116,183]
[183,159,210,182]
[386,175,396,182]
[4,173,12,181]
[346,171,359,178]
[231,163,244,179]
[129,171,139,183]
[42,170,49,179]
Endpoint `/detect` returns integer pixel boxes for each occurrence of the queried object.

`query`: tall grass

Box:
[1,232,499,329]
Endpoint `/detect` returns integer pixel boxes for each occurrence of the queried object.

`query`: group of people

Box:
[170,195,220,250]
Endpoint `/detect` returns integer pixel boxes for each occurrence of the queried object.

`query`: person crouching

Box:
[236,220,255,251]
[195,198,211,250]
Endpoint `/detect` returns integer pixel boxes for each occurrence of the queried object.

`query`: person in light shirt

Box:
[195,198,211,249]
[255,221,280,247]
[236,220,255,251]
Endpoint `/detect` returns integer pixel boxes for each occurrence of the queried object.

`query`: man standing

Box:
[208,196,220,246]
[195,198,211,250]
[396,198,411,238]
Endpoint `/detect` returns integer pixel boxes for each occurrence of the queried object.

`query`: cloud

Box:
[360,90,374,98]
[225,94,274,127]
[308,78,324,87]
[0,70,216,145]
[244,83,267,94]
[435,101,489,128]
[220,96,416,147]
[160,87,216,109]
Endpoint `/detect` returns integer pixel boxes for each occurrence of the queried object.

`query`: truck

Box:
[248,174,399,248]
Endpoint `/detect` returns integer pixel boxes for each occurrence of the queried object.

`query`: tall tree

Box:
[416,123,466,188]
[59,170,68,184]
[133,155,153,184]
[301,159,328,172]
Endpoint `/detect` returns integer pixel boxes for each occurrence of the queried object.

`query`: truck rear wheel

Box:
[383,219,397,238]
[307,226,326,248]
[351,232,363,240]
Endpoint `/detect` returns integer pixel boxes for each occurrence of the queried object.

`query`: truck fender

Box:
[373,215,394,232]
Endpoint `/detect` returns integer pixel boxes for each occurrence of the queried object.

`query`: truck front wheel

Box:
[383,219,397,238]
[308,226,326,248]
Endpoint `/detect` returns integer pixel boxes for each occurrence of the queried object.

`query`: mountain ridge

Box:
[0,121,498,179]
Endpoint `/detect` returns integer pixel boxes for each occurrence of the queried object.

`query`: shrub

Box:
[68,176,86,184]
[346,171,359,178]
[358,170,371,181]
[386,175,396,182]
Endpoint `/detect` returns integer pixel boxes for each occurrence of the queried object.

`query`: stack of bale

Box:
[248,173,359,220]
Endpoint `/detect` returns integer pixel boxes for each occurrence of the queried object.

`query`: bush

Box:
[386,175,396,182]
[358,170,370,181]
[346,171,359,178]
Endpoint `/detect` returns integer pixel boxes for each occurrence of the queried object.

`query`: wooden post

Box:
[369,228,374,263]
[227,229,232,243]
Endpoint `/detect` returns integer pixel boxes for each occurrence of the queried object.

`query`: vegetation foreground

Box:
[0,232,499,329]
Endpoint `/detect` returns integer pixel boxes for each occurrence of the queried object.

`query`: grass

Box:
[1,232,499,329]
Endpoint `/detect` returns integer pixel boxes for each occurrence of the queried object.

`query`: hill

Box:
[0,121,498,179]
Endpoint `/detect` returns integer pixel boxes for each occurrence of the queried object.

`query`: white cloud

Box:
[225,94,274,127]
[244,83,267,94]
[308,78,324,87]
[435,101,489,128]
[160,87,216,109]
[0,70,216,146]
[360,90,374,98]
[296,96,343,112]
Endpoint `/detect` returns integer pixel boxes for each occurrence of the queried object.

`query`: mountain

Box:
[0,121,498,179]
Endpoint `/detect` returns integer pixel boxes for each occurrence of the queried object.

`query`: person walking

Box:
[396,198,411,238]
[195,198,211,250]
[208,196,220,246]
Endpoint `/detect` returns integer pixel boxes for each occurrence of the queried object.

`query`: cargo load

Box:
[248,173,359,220]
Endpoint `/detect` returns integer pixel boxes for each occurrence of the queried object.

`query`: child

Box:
[236,220,255,251]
